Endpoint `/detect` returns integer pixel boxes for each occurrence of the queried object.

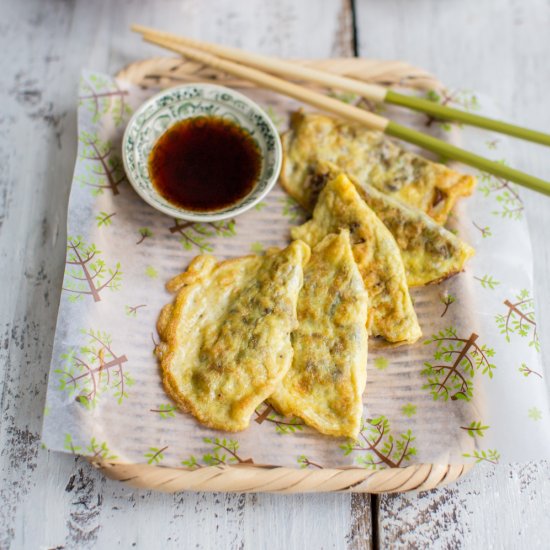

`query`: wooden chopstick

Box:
[136,30,550,197]
[132,24,550,148]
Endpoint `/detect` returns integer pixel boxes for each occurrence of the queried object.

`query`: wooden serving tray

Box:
[88,56,472,494]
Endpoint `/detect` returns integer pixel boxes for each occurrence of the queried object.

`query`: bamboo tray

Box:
[88,56,473,494]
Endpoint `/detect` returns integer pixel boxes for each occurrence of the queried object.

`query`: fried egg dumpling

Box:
[270,230,369,439]
[291,173,421,344]
[156,240,311,432]
[281,111,476,224]
[306,162,475,286]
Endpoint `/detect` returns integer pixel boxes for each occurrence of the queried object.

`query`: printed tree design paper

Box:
[41,71,550,469]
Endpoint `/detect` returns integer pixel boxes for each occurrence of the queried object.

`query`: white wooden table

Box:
[1,0,549,548]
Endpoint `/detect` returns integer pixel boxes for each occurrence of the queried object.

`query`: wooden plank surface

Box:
[355,1,550,548]
[0,0,372,549]
[1,0,550,548]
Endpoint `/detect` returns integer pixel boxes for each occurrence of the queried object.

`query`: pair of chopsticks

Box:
[132,24,550,197]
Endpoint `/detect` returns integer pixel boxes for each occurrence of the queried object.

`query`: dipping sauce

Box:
[148,116,262,212]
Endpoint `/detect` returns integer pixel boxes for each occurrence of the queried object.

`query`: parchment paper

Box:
[42,71,550,469]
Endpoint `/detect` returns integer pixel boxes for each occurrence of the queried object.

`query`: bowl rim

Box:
[122,82,282,222]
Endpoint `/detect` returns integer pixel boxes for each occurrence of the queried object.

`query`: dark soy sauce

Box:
[148,116,262,212]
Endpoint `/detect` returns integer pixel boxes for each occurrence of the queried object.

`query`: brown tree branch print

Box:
[479,165,524,220]
[181,437,253,469]
[79,74,131,125]
[327,90,385,115]
[460,421,489,438]
[63,434,117,459]
[150,404,177,419]
[340,416,417,469]
[424,89,480,130]
[472,221,492,238]
[496,289,539,351]
[422,326,496,402]
[125,304,146,317]
[63,237,122,302]
[86,437,118,460]
[439,292,456,317]
[297,455,324,469]
[76,131,126,196]
[169,218,236,252]
[55,329,133,408]
[463,448,500,464]
[145,446,168,465]
[96,211,116,228]
[136,227,153,245]
[254,403,304,435]
[518,363,542,379]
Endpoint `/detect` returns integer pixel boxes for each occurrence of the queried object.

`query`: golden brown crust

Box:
[281,110,476,224]
[269,230,369,439]
[300,161,475,287]
[165,254,218,293]
[291,173,421,344]
[155,242,310,432]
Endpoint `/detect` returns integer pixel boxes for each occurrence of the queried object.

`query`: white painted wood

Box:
[356,1,550,547]
[0,0,366,549]
[3,0,550,547]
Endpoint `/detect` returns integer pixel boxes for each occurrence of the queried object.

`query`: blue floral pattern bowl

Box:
[122,83,282,222]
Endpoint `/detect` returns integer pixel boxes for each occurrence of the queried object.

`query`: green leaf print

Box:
[181,437,254,468]
[145,446,168,465]
[181,437,253,468]
[55,329,132,408]
[280,196,307,223]
[63,434,82,454]
[125,304,147,317]
[373,357,389,371]
[426,89,479,111]
[136,227,153,245]
[478,164,524,220]
[250,242,265,254]
[150,404,177,419]
[169,218,236,253]
[145,265,158,279]
[401,404,417,418]
[63,236,122,302]
[474,274,500,290]
[518,363,542,379]
[201,437,252,466]
[463,448,500,464]
[340,416,417,469]
[421,327,496,402]
[496,289,539,351]
[327,90,385,114]
[79,74,132,126]
[460,421,489,438]
[439,292,456,317]
[181,455,200,469]
[254,404,304,435]
[472,222,492,238]
[297,455,324,469]
[327,90,360,105]
[86,437,118,460]
[95,211,116,227]
[528,407,542,421]
[76,131,127,196]
[424,89,479,130]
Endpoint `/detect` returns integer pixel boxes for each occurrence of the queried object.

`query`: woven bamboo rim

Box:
[117,56,446,93]
[91,459,471,493]
[99,56,471,493]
